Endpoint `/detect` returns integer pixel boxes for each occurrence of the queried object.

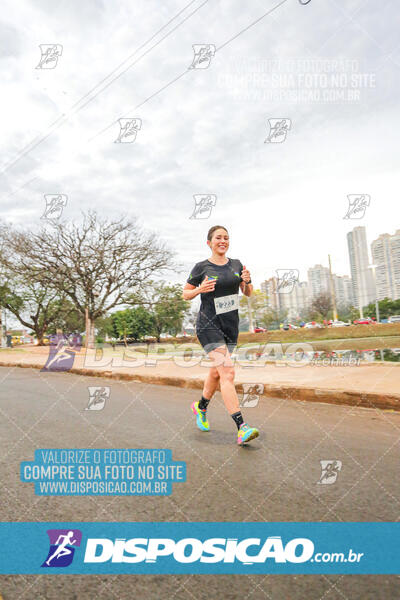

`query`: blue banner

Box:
[0,522,399,574]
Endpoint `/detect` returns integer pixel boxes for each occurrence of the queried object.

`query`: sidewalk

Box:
[1,347,399,411]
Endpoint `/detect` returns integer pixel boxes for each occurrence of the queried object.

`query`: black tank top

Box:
[186,257,244,331]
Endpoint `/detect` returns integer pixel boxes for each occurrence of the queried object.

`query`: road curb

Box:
[1,359,400,412]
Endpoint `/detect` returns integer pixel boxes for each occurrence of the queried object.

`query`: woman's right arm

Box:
[182,282,201,300]
[182,276,216,300]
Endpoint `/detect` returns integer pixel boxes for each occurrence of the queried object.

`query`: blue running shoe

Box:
[191,401,209,431]
[237,423,259,445]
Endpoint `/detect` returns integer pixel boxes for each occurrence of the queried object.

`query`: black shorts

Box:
[196,327,238,354]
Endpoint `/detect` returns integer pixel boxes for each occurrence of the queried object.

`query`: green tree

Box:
[111,306,157,343]
[112,309,134,346]
[0,281,69,345]
[262,308,288,329]
[239,289,269,327]
[337,304,359,323]
[95,315,115,341]
[46,298,85,335]
[130,307,155,341]
[364,297,400,320]
[126,281,190,342]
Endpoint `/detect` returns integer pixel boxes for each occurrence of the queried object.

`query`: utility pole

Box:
[328,254,338,321]
[247,296,254,333]
[369,264,380,323]
[0,309,4,348]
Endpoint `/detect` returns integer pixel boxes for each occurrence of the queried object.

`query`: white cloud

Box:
[0,0,399,288]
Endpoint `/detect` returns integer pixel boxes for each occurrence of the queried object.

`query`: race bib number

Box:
[214,293,239,315]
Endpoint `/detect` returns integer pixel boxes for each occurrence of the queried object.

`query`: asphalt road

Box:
[0,366,399,599]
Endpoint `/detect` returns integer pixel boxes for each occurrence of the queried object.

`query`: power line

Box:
[92,0,290,142]
[89,69,189,142]
[216,0,289,52]
[1,177,39,203]
[0,0,208,176]
[3,0,292,176]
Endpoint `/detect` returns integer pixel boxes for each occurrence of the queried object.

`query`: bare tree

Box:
[0,211,175,348]
[310,292,332,319]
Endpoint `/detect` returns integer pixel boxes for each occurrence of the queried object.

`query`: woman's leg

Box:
[202,366,220,401]
[207,346,239,414]
[202,345,259,443]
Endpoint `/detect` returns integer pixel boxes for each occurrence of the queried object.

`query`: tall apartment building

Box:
[392,230,400,299]
[260,278,280,312]
[284,281,309,319]
[260,277,309,320]
[371,230,400,300]
[347,226,375,311]
[332,274,353,307]
[307,264,331,300]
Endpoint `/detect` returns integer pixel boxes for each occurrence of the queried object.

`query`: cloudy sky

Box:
[1,0,399,288]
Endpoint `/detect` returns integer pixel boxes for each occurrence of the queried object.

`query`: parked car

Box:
[353,318,376,325]
[388,315,400,323]
[282,323,298,330]
[304,322,322,329]
[254,326,267,333]
[328,320,350,327]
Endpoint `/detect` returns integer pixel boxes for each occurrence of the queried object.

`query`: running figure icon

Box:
[45,531,77,566]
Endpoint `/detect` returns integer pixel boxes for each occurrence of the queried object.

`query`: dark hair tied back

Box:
[207,225,228,242]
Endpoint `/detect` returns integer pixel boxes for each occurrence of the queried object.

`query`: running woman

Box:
[182,225,259,445]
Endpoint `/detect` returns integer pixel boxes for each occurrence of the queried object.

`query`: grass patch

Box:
[238,323,400,344]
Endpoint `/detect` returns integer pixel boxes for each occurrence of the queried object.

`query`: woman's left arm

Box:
[240,265,253,297]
